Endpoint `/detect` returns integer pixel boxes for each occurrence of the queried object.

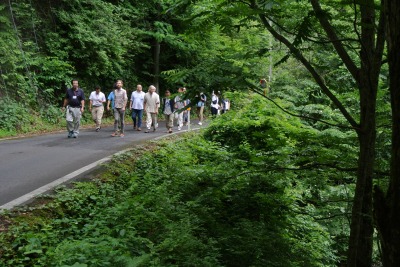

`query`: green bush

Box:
[0,98,31,132]
[0,94,343,267]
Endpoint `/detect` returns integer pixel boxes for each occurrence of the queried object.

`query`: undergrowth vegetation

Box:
[0,93,358,266]
[0,98,114,137]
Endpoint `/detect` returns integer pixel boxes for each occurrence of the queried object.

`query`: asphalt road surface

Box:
[0,121,200,209]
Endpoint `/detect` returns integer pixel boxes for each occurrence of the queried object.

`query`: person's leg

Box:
[66,108,73,137]
[137,109,143,130]
[146,111,152,130]
[72,108,81,137]
[91,107,97,127]
[67,120,73,137]
[97,106,104,129]
[177,112,183,130]
[165,114,169,131]
[120,109,125,134]
[199,106,204,124]
[152,113,157,131]
[211,107,217,116]
[183,111,188,125]
[131,109,137,129]
[113,108,119,133]
[167,114,173,131]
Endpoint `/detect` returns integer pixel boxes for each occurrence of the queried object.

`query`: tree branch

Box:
[310,0,360,81]
[248,2,360,131]
[247,81,356,130]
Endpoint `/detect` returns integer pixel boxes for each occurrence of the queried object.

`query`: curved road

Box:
[0,121,199,209]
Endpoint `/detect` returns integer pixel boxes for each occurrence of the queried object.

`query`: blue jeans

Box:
[131,109,143,128]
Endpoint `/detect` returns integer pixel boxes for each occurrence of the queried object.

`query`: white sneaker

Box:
[198,122,202,125]
[178,126,181,131]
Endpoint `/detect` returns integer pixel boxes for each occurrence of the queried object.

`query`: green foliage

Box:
[0,93,345,267]
[0,98,31,132]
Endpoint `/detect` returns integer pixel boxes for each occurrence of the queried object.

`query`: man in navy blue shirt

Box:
[62,79,85,138]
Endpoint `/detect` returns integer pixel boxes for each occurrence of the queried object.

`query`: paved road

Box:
[0,121,200,208]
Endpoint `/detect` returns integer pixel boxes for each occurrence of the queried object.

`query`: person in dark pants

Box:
[62,79,85,138]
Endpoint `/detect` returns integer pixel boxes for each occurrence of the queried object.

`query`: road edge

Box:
[0,126,202,211]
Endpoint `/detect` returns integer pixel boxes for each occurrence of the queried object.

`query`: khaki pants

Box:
[91,106,104,128]
[165,113,174,129]
[146,112,158,130]
[197,106,204,122]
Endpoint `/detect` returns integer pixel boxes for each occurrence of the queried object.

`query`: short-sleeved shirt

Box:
[174,95,185,109]
[211,94,219,108]
[114,88,128,109]
[89,91,106,106]
[130,91,145,110]
[197,93,206,107]
[65,88,85,107]
[163,98,173,115]
[107,91,115,109]
[144,92,160,113]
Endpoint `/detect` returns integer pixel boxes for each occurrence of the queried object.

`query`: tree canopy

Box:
[1,0,399,266]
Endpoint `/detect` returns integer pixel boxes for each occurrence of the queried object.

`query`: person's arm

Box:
[155,95,160,114]
[107,92,112,110]
[62,98,68,110]
[122,91,128,111]
[80,90,85,113]
[89,100,93,111]
[80,100,85,113]
[129,93,133,109]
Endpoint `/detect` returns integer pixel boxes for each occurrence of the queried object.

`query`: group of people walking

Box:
[62,79,208,138]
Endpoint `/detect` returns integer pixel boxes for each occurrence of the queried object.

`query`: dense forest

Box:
[1,0,400,266]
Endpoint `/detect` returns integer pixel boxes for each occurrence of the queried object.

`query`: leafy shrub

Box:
[0,98,31,131]
[0,93,343,267]
[39,105,64,125]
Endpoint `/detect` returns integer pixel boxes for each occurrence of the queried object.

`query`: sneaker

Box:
[153,128,156,132]
[111,132,119,137]
[96,127,100,132]
[68,131,73,138]
[178,126,181,131]
[137,127,141,131]
[120,133,125,137]
[145,129,150,133]
[72,134,77,138]
[169,129,172,133]
[198,122,202,125]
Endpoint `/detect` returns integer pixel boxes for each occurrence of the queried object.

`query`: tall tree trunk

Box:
[153,39,160,93]
[347,87,376,267]
[374,0,400,266]
[346,1,383,265]
[257,0,384,263]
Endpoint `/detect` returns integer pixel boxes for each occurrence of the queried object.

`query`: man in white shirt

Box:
[130,84,145,131]
[89,86,106,132]
[143,85,160,133]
